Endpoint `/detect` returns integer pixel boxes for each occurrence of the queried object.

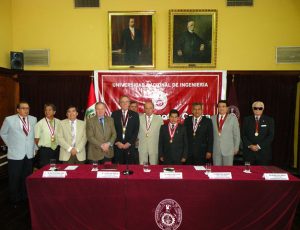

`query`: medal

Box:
[45,118,55,142]
[193,132,196,136]
[121,111,129,139]
[218,132,221,136]
[51,136,55,142]
[19,115,30,135]
[168,123,177,145]
[170,139,173,143]
[255,117,259,137]
[255,132,259,136]
[146,133,149,137]
[217,114,227,136]
[193,116,202,137]
[145,115,152,136]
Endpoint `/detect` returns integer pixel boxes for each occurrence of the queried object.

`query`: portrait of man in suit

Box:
[111,95,140,164]
[138,101,163,165]
[184,102,213,165]
[211,100,240,166]
[159,109,188,165]
[242,101,275,165]
[57,106,87,164]
[0,101,37,207]
[86,102,116,164]
[109,12,155,68]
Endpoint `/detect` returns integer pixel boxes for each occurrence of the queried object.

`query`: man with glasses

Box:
[0,101,37,208]
[242,101,275,165]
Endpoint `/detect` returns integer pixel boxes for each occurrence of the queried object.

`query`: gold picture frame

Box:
[169,9,217,68]
[108,11,156,69]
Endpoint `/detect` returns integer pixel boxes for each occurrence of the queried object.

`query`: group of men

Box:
[0,96,274,206]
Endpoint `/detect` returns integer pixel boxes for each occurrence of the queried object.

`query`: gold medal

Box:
[122,127,126,132]
[218,132,221,136]
[51,136,55,142]
[146,133,149,137]
[193,132,196,136]
[170,139,173,143]
[255,132,259,136]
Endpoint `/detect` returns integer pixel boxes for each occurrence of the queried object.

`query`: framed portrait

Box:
[108,11,156,69]
[169,9,217,68]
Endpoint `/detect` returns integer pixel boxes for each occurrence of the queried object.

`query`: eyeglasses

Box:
[19,107,30,110]
[253,107,263,110]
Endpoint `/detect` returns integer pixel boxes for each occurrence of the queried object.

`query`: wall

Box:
[0,0,12,68]
[6,0,300,70]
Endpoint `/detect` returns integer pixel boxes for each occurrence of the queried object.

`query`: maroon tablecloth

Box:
[27,165,300,230]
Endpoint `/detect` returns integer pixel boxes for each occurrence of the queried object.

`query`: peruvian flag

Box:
[85,77,97,119]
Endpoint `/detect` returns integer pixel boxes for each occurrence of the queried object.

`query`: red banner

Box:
[94,71,226,121]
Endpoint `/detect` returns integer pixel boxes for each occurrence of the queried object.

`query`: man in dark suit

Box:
[118,17,143,65]
[184,102,213,165]
[111,95,140,164]
[159,109,188,165]
[242,101,275,165]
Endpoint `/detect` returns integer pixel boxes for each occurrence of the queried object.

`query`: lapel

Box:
[15,115,24,135]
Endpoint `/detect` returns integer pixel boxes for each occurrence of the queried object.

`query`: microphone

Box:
[122,150,133,175]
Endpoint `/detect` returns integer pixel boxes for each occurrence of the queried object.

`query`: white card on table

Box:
[42,171,67,178]
[160,172,182,179]
[194,166,206,171]
[97,171,120,178]
[208,172,232,179]
[263,173,289,180]
[64,165,78,170]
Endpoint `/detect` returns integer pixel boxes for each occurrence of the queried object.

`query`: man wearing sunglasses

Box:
[242,101,275,165]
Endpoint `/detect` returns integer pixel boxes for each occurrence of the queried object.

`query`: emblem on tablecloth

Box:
[155,199,182,230]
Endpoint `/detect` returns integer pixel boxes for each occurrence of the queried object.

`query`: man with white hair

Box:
[242,101,275,165]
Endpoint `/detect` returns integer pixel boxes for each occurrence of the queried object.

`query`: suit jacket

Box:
[211,114,240,156]
[138,114,163,155]
[57,119,87,161]
[184,116,213,160]
[159,124,188,164]
[121,28,142,54]
[242,115,274,161]
[0,114,37,160]
[111,110,140,148]
[86,116,116,161]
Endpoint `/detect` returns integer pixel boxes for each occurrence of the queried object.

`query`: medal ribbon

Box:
[193,116,202,134]
[168,123,178,142]
[217,114,227,134]
[45,118,55,138]
[19,115,29,136]
[145,115,151,132]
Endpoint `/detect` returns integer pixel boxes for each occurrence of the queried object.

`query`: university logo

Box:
[228,105,240,119]
[152,91,168,111]
[155,199,182,230]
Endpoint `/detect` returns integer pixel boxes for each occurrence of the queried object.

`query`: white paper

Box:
[42,171,67,178]
[160,172,182,179]
[208,172,232,179]
[263,173,289,180]
[97,171,120,178]
[64,165,79,170]
[194,166,206,171]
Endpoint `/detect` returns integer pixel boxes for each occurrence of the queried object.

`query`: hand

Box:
[177,50,183,56]
[70,148,78,156]
[234,150,239,155]
[160,156,164,162]
[115,142,124,149]
[101,143,110,152]
[249,145,259,152]
[123,142,131,149]
[181,158,186,163]
[206,152,212,159]
[200,44,205,51]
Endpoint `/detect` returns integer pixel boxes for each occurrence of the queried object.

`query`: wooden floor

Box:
[0,176,299,230]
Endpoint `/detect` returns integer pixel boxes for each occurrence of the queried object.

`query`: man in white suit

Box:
[211,100,240,166]
[57,106,87,164]
[0,101,37,207]
[138,101,163,165]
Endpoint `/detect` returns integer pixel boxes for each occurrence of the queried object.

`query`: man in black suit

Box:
[184,102,213,165]
[111,95,140,164]
[118,17,143,65]
[159,109,188,165]
[242,101,275,165]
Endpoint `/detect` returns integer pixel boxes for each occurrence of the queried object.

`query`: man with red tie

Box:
[211,100,240,166]
[159,109,188,165]
[0,101,37,207]
[242,101,275,165]
[111,95,140,164]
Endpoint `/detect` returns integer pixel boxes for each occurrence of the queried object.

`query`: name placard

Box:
[208,172,232,179]
[263,173,289,180]
[194,166,206,171]
[160,172,182,179]
[64,165,78,170]
[97,171,120,179]
[42,171,67,178]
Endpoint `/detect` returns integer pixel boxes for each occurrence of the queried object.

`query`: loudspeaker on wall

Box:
[10,51,24,70]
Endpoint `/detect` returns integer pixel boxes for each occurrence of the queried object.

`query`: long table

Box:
[27,165,300,230]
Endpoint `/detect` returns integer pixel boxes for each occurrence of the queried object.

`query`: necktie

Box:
[255,117,259,134]
[194,118,197,124]
[99,117,104,128]
[22,117,28,136]
[50,119,57,150]
[171,124,174,130]
[219,115,224,129]
[71,121,76,147]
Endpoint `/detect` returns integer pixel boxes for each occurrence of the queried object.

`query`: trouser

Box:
[213,154,234,166]
[8,156,33,204]
[63,155,85,164]
[113,148,135,164]
[139,151,159,165]
[39,146,60,168]
[87,157,112,164]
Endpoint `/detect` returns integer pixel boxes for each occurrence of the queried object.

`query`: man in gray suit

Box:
[211,100,240,166]
[86,102,116,164]
[0,101,37,206]
[57,106,87,164]
[138,101,163,165]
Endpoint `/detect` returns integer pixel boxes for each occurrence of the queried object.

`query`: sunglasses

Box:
[253,107,263,110]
